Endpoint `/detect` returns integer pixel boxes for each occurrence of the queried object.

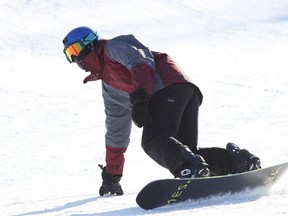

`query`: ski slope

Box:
[1,0,288,215]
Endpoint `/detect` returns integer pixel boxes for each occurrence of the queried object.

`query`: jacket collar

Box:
[82,40,107,84]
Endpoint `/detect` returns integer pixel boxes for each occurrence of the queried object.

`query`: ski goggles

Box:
[63,32,98,63]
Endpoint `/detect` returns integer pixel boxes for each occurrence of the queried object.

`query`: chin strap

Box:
[83,73,100,84]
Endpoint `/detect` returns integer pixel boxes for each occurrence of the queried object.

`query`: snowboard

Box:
[136,162,288,210]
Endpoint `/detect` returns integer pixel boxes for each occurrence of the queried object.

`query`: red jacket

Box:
[80,35,189,175]
[83,35,188,96]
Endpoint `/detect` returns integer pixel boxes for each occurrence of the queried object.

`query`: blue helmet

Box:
[63,26,99,63]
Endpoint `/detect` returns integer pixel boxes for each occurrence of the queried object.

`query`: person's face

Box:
[75,51,103,75]
[75,59,88,71]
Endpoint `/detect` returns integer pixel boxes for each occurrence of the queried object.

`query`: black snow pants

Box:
[141,82,243,176]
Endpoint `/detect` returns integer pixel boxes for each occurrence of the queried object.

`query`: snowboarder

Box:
[62,27,261,196]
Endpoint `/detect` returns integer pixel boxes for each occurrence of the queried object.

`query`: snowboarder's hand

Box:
[130,88,152,128]
[99,165,124,196]
[99,183,124,196]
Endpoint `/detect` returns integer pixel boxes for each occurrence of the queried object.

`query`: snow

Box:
[1,0,288,215]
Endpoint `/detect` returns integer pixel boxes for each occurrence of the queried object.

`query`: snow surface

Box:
[1,0,288,215]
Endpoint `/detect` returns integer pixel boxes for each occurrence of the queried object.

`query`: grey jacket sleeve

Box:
[106,34,156,71]
[102,82,132,148]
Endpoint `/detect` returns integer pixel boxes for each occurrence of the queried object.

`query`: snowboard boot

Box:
[175,151,210,178]
[226,143,261,171]
[99,165,124,196]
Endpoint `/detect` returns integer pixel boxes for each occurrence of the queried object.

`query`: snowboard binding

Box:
[175,146,210,178]
[226,143,261,171]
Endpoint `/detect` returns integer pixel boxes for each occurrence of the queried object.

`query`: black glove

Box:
[130,88,152,128]
[99,165,124,196]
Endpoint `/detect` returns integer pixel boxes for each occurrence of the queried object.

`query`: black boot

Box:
[175,148,210,178]
[99,165,124,196]
[226,143,261,171]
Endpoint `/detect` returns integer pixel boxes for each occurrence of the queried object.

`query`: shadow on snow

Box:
[15,188,268,216]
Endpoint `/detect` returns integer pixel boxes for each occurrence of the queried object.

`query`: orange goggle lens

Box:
[64,42,84,63]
